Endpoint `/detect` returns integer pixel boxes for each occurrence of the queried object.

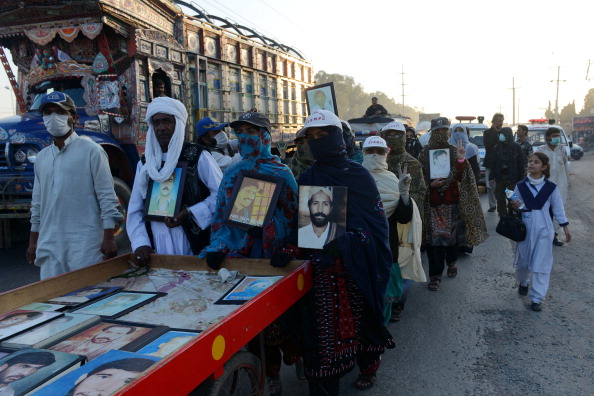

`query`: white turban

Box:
[139,97,188,198]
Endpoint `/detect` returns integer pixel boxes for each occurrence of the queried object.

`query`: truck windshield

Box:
[467,127,487,147]
[29,80,85,111]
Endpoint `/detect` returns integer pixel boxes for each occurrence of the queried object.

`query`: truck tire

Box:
[113,177,131,249]
[191,351,262,396]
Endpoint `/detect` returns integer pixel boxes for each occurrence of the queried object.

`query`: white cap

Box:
[381,121,406,133]
[362,136,389,153]
[296,110,342,138]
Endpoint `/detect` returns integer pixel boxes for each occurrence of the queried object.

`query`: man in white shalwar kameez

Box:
[126,97,222,265]
[27,92,123,279]
[536,127,569,246]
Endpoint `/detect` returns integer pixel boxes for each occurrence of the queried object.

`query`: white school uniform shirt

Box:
[535,144,569,202]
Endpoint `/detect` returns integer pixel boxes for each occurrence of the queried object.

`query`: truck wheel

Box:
[191,351,262,396]
[113,177,131,249]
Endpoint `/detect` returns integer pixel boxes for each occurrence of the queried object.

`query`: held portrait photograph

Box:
[304,82,338,116]
[224,170,284,230]
[143,162,187,221]
[0,348,84,396]
[298,186,347,250]
[429,148,451,179]
[31,349,160,396]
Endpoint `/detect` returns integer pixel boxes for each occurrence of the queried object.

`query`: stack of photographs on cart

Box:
[0,268,284,396]
[0,284,201,395]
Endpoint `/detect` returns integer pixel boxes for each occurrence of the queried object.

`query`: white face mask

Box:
[43,113,71,137]
[363,153,387,171]
[215,131,229,149]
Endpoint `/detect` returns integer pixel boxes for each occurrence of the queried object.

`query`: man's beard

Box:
[310,212,329,227]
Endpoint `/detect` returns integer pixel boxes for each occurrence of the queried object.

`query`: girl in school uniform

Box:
[510,152,571,311]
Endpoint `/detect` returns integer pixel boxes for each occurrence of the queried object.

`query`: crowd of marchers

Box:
[26,93,571,396]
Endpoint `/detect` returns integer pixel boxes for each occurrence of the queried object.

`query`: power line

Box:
[257,0,309,35]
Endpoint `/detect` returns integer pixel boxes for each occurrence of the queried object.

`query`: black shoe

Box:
[487,207,496,212]
[518,284,528,296]
[531,302,542,311]
[553,237,564,247]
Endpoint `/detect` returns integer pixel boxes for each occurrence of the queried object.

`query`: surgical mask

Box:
[498,133,507,142]
[550,137,560,146]
[43,113,71,137]
[363,153,387,171]
[215,131,229,149]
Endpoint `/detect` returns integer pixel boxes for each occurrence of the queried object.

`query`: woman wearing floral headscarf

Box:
[419,118,487,291]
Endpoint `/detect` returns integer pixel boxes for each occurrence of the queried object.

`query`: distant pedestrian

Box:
[535,127,569,246]
[482,113,504,212]
[484,127,526,218]
[516,125,533,164]
[27,92,123,279]
[510,152,570,311]
[405,126,423,159]
[419,117,487,291]
[364,97,388,117]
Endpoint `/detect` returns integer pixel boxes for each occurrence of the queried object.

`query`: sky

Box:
[2,0,594,125]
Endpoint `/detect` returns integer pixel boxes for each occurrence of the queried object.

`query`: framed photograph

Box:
[72,291,166,320]
[48,320,168,362]
[0,310,63,342]
[143,162,187,221]
[17,303,64,312]
[223,170,284,230]
[429,149,451,179]
[2,314,101,350]
[304,82,338,116]
[133,330,200,358]
[216,276,283,305]
[31,349,160,396]
[44,285,122,307]
[0,348,84,396]
[298,186,347,250]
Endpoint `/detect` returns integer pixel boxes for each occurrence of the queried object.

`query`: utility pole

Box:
[508,78,521,125]
[399,65,406,115]
[550,66,566,124]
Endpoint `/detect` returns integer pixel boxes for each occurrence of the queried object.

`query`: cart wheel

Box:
[191,351,262,396]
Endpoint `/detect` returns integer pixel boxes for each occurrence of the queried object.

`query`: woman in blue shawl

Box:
[294,110,394,394]
[200,112,299,394]
[449,123,480,182]
[200,112,298,263]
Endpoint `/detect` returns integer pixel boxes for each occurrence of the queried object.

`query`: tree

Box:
[579,88,594,116]
[559,101,576,125]
[544,101,555,120]
[314,70,420,123]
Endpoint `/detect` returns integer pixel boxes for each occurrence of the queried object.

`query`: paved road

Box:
[1,153,593,395]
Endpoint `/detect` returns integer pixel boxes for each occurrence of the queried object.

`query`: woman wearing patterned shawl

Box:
[449,123,480,182]
[288,131,314,180]
[292,110,394,394]
[200,112,299,394]
[419,117,488,291]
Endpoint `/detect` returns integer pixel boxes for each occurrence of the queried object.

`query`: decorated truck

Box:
[0,0,313,243]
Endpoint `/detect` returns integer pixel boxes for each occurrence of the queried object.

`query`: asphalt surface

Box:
[1,153,593,395]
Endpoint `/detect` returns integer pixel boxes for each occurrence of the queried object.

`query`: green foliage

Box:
[314,70,420,122]
[579,88,594,116]
[559,101,576,125]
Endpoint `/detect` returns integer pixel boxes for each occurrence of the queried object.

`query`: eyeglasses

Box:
[384,134,402,140]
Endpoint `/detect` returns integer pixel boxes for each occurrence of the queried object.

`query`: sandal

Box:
[427,276,441,291]
[354,373,377,390]
[447,264,458,278]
